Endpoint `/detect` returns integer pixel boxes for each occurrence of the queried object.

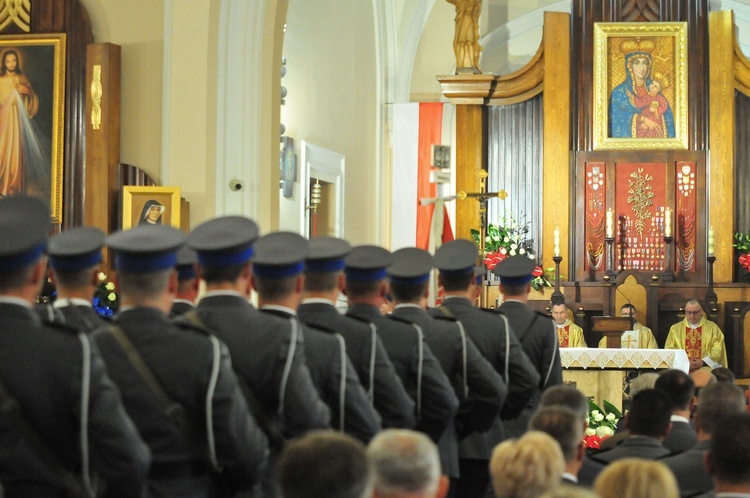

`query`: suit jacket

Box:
[94,307,269,497]
[346,303,458,443]
[430,297,539,460]
[663,419,698,454]
[591,435,671,464]
[662,439,712,498]
[0,302,150,498]
[391,304,505,478]
[298,301,415,429]
[36,301,110,334]
[263,307,381,443]
[170,299,195,317]
[577,456,607,488]
[498,300,562,438]
[195,294,330,440]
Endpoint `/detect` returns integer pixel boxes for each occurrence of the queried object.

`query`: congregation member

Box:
[539,486,602,498]
[253,232,381,442]
[94,224,269,497]
[388,247,506,492]
[186,217,330,495]
[493,255,563,437]
[0,196,151,497]
[278,431,373,498]
[41,226,110,332]
[665,299,728,371]
[344,245,459,446]
[702,412,750,498]
[597,372,660,451]
[538,385,606,487]
[597,304,658,348]
[593,459,679,498]
[432,239,539,498]
[591,389,672,464]
[529,406,586,486]
[552,303,587,347]
[711,367,736,384]
[662,383,747,498]
[367,429,449,498]
[490,431,565,498]
[298,236,415,430]
[170,245,199,316]
[654,369,698,453]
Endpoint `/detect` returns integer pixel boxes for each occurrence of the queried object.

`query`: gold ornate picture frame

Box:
[0,33,66,222]
[122,186,181,230]
[593,22,688,150]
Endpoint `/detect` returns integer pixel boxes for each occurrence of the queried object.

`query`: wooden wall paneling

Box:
[708,10,735,282]
[85,43,121,248]
[542,11,571,272]
[454,104,486,241]
[30,0,94,230]
[685,0,709,150]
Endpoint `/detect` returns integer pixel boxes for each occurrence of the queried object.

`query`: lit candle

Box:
[606,209,614,238]
[665,207,672,237]
[708,226,715,256]
[554,227,560,257]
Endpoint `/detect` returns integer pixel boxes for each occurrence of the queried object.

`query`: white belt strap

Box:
[543,322,557,388]
[205,335,222,470]
[335,333,347,432]
[410,324,424,418]
[456,321,469,399]
[368,323,377,404]
[499,314,511,384]
[278,317,298,415]
[78,333,93,496]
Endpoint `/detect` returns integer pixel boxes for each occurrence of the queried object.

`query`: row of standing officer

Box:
[0,195,561,498]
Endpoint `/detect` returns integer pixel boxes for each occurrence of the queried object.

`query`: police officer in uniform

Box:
[298,237,415,430]
[187,216,330,496]
[432,239,540,498]
[344,245,459,445]
[0,196,151,497]
[388,247,506,494]
[94,224,269,497]
[253,232,381,443]
[170,246,199,317]
[492,254,563,438]
[39,226,110,332]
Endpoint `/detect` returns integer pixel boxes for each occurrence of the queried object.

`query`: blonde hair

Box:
[593,459,679,498]
[539,484,601,498]
[490,431,565,498]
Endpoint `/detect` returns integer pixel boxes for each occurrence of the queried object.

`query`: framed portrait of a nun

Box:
[122,186,181,230]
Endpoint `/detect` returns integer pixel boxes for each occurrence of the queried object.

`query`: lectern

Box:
[593,316,635,349]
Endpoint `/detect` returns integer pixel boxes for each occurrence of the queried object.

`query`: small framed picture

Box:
[122,186,181,230]
[593,22,688,150]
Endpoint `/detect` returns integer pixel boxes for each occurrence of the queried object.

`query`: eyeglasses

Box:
[685,310,702,315]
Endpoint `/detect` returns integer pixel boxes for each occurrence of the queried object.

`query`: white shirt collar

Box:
[53,297,92,308]
[394,303,422,310]
[301,298,335,306]
[0,296,32,308]
[261,304,297,316]
[670,414,690,424]
[172,298,194,306]
[562,472,578,483]
[202,290,246,300]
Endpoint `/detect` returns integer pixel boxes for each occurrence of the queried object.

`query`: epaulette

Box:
[534,310,552,318]
[171,312,213,337]
[479,307,506,317]
[432,312,458,323]
[345,313,372,325]
[42,319,83,336]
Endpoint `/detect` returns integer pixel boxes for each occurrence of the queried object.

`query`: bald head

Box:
[367,429,447,498]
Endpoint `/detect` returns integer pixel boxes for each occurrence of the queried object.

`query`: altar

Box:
[561,348,690,411]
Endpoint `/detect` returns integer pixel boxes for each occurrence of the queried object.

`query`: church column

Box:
[437,75,494,240]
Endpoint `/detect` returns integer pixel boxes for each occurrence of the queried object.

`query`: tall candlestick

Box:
[553,227,560,257]
[606,209,614,238]
[665,207,672,237]
[708,226,715,256]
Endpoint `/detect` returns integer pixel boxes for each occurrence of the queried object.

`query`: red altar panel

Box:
[584,162,605,271]
[676,162,697,271]
[615,163,669,272]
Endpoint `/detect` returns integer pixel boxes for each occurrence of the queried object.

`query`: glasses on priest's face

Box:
[685,310,702,315]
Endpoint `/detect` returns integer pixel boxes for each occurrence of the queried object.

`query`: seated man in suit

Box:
[597,304,657,349]
[278,431,373,498]
[367,429,449,498]
[654,369,698,453]
[551,303,586,348]
[591,389,672,464]
[530,406,585,486]
[703,413,750,498]
[662,383,746,498]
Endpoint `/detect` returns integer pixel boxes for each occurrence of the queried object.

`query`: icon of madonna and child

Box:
[609,39,675,139]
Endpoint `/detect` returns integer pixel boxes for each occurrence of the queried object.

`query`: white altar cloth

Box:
[560,348,689,373]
